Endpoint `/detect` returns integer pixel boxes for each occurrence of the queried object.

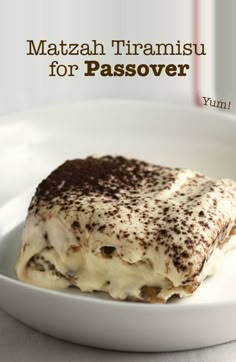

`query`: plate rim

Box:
[0,101,236,313]
[0,99,236,123]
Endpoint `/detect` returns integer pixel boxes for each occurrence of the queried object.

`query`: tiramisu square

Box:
[16,156,236,302]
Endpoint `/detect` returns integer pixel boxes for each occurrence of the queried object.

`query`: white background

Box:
[0,0,217,115]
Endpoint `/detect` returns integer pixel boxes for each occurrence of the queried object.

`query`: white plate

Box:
[0,101,236,352]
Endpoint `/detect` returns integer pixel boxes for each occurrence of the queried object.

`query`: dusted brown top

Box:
[34,156,177,202]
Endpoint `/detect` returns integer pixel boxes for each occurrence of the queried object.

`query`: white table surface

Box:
[0,308,235,362]
[0,193,236,359]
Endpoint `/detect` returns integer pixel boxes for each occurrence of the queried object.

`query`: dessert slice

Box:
[16,156,236,303]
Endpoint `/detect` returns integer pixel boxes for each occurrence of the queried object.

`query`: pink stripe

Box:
[193,0,202,106]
